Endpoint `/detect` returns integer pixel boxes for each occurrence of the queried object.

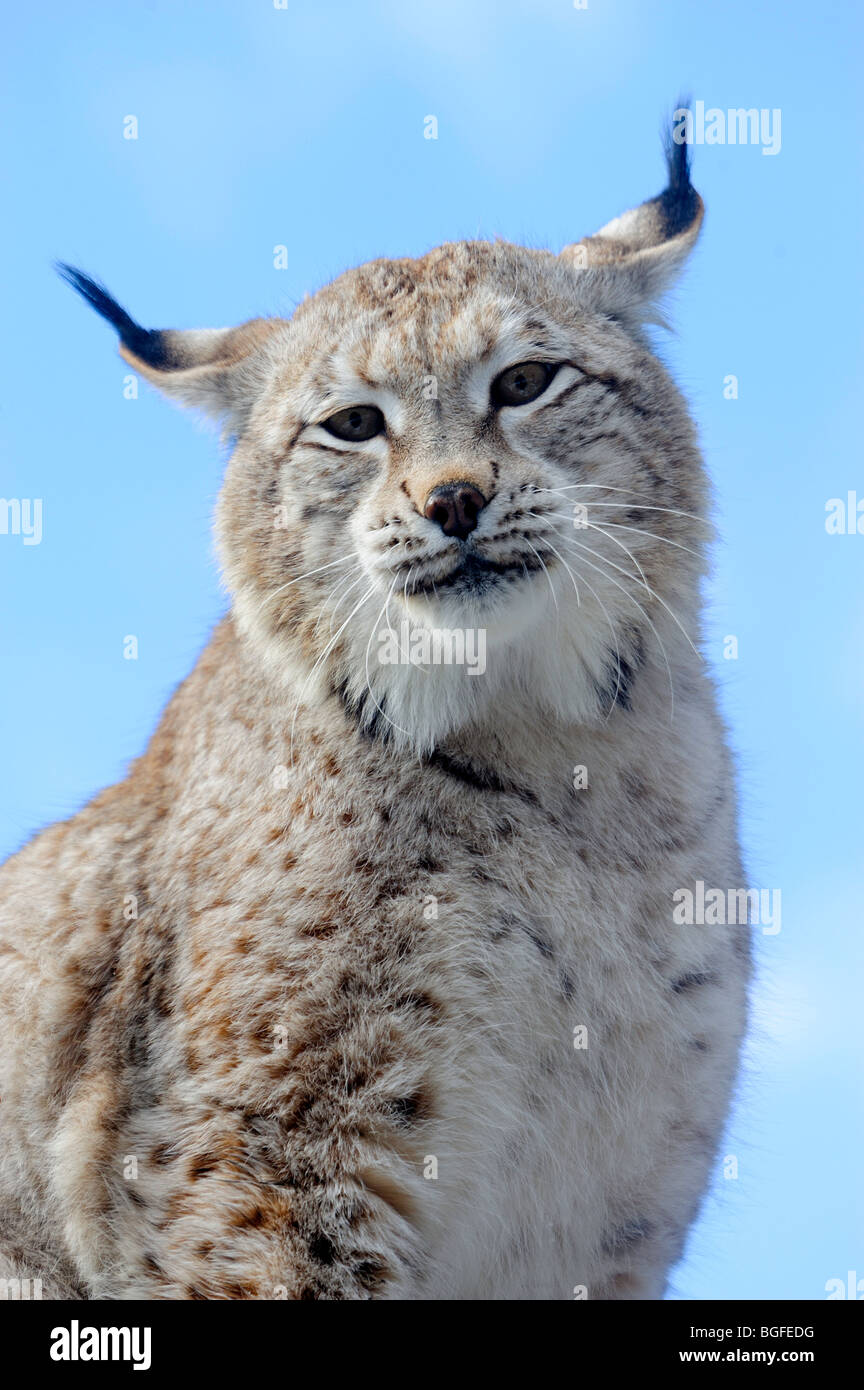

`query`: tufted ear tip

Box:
[655,111,704,241]
[57,263,278,423]
[56,263,175,368]
[560,103,704,320]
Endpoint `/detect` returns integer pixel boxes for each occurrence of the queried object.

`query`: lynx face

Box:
[61,141,707,751]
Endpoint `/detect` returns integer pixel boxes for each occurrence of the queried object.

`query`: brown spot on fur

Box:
[50,954,117,1107]
[386,1087,430,1126]
[188,1153,221,1180]
[253,1020,278,1051]
[297,1282,323,1301]
[296,914,339,939]
[353,1258,391,1293]
[394,991,444,1022]
[232,1206,267,1229]
[150,1142,177,1166]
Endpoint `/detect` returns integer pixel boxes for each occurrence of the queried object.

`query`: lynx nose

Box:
[423,482,487,541]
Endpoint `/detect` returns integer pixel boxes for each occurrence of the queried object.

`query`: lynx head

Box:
[61,134,709,754]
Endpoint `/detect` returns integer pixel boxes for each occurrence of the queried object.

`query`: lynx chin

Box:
[0,126,748,1300]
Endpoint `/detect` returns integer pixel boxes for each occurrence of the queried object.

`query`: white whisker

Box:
[530,485,710,527]
[538,535,581,607]
[538,508,701,560]
[312,565,364,637]
[586,521,649,592]
[363,578,414,739]
[524,539,559,612]
[589,520,702,558]
[326,569,368,633]
[253,550,360,619]
[552,536,677,720]
[558,532,700,661]
[565,562,624,720]
[289,584,377,762]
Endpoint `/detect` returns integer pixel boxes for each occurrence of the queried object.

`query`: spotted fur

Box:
[0,132,748,1299]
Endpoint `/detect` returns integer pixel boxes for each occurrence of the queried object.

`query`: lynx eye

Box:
[491,360,558,408]
[321,405,385,442]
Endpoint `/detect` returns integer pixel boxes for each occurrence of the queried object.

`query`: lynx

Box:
[0,133,749,1300]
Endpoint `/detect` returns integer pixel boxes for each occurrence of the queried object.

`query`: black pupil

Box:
[348,410,363,432]
[513,371,530,394]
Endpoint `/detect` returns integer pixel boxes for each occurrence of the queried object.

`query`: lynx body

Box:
[0,138,749,1299]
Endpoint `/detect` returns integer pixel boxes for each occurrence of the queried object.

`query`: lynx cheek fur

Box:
[0,135,749,1301]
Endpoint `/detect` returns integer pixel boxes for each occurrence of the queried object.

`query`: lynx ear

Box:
[56,265,275,424]
[561,131,703,325]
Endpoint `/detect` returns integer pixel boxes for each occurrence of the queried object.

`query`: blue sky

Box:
[2,0,861,1299]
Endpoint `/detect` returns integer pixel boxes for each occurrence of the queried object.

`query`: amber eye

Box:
[491,361,558,408]
[322,405,385,442]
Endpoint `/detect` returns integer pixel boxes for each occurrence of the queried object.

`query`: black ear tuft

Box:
[55,263,172,369]
[657,100,700,239]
